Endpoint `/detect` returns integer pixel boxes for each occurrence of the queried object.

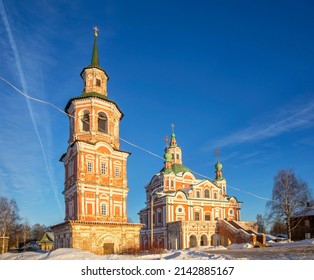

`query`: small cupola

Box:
[80,26,109,96]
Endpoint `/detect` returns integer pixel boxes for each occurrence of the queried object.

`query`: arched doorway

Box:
[200,234,208,246]
[103,243,114,254]
[97,234,118,255]
[189,235,197,247]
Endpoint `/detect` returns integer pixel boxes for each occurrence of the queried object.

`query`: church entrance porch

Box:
[52,220,142,255]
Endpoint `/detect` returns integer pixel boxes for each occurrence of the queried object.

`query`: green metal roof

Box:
[162,163,192,175]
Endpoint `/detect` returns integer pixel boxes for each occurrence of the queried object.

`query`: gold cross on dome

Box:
[215,148,220,161]
[163,136,169,148]
[93,26,99,37]
[171,122,175,134]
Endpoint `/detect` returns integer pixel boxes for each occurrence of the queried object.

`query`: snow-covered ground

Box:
[1,240,313,280]
[1,238,313,260]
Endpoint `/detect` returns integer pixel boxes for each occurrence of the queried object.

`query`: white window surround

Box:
[87,161,93,173]
[101,203,107,216]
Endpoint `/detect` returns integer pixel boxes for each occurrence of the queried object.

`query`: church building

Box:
[138,129,260,250]
[51,28,142,255]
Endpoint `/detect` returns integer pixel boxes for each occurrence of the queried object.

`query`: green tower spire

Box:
[91,26,100,66]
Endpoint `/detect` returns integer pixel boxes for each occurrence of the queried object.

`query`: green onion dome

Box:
[164,150,172,162]
[215,161,223,171]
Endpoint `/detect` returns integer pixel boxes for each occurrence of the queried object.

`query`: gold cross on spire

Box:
[93,26,99,37]
[215,148,220,161]
[171,122,175,134]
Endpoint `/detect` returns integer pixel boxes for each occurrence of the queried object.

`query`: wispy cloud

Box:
[0,0,63,216]
[210,99,314,149]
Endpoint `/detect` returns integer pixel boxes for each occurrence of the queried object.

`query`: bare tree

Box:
[269,220,286,236]
[31,224,47,241]
[266,169,312,240]
[20,219,31,249]
[0,197,20,253]
[256,214,266,233]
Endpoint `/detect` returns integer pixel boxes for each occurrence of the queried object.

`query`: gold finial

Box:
[163,136,169,148]
[215,148,220,161]
[93,26,99,37]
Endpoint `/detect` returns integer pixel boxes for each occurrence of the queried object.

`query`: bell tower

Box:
[61,28,129,223]
[52,27,142,255]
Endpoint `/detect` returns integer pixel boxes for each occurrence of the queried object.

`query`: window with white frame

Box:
[157,210,162,224]
[100,162,107,175]
[196,191,201,198]
[204,189,210,198]
[205,213,211,221]
[87,161,93,173]
[195,212,200,221]
[101,203,107,216]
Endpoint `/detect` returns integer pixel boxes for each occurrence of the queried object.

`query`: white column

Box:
[163,205,166,226]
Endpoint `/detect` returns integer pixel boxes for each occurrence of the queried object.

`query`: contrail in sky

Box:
[0,0,63,215]
[211,100,314,149]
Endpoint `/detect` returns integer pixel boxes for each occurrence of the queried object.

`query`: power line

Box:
[1,76,272,202]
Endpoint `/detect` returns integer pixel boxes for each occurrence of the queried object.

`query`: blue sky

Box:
[0,0,314,226]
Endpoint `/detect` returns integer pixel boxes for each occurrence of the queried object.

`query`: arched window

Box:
[101,203,107,216]
[196,191,200,198]
[204,189,210,198]
[81,110,90,132]
[98,112,108,133]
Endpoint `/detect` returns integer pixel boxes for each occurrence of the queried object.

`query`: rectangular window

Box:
[101,203,107,216]
[195,212,200,221]
[87,161,93,173]
[96,78,101,87]
[205,214,211,221]
[157,211,162,224]
[101,162,107,175]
